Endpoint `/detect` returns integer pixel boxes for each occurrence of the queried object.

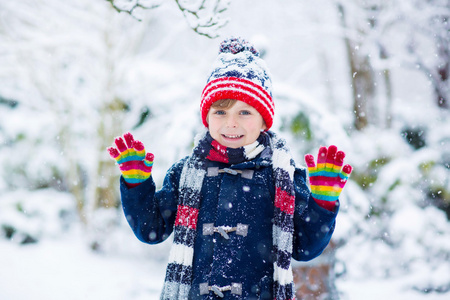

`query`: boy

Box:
[108,37,352,300]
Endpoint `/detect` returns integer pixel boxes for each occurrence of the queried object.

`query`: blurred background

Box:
[0,0,449,299]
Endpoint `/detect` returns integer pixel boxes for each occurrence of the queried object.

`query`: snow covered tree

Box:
[335,0,408,131]
[0,0,230,247]
[401,0,450,109]
[0,1,153,230]
[337,1,376,131]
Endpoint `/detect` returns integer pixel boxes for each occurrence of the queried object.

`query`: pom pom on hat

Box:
[219,37,260,56]
[200,37,274,129]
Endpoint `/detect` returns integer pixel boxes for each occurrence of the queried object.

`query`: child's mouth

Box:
[222,134,243,139]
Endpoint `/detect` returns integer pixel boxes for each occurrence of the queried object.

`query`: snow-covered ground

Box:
[0,228,166,300]
[1,229,448,300]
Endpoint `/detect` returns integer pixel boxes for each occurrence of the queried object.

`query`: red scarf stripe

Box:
[207,140,229,163]
[274,187,295,215]
[207,150,229,163]
[174,205,199,230]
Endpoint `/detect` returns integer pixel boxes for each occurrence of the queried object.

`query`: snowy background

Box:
[0,0,449,299]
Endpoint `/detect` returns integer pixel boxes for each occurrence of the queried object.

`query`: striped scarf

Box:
[161,131,296,300]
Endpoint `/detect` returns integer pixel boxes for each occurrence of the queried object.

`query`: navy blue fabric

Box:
[120,153,338,299]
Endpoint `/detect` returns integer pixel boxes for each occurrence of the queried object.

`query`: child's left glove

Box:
[305,145,352,210]
[107,132,154,187]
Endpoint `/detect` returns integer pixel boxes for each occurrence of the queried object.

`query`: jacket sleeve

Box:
[120,158,185,244]
[291,167,339,261]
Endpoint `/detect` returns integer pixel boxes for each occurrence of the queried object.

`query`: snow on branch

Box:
[106,0,162,19]
[174,0,230,38]
[107,0,230,38]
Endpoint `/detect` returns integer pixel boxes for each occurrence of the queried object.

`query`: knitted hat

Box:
[200,37,275,129]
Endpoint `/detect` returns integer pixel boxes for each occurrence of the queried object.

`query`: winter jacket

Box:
[120,152,338,299]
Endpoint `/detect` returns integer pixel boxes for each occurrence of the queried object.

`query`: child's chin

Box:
[220,137,245,148]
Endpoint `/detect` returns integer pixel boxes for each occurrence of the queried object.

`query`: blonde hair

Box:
[206,99,237,125]
[211,99,237,109]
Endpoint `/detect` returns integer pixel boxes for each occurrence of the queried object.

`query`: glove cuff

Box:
[313,198,337,212]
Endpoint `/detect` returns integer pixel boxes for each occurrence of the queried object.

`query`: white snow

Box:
[0,232,166,300]
[0,0,449,299]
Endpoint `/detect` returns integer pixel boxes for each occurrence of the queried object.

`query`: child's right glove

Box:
[304,145,352,210]
[107,132,154,187]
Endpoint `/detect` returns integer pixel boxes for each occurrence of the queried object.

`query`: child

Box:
[108,37,352,300]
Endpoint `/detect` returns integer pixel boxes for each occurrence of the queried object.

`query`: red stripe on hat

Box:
[201,77,274,114]
[204,82,274,117]
[200,77,274,129]
[202,77,272,105]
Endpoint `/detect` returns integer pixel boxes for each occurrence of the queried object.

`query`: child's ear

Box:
[261,122,267,131]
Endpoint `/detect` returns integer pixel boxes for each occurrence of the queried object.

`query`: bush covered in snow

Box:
[0,189,77,244]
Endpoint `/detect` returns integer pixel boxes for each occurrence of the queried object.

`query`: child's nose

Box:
[226,115,238,128]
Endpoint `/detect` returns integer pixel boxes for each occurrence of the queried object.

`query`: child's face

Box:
[207,100,267,148]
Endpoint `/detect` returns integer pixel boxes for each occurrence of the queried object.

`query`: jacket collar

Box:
[207,146,272,170]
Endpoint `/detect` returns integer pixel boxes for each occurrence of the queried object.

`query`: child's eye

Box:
[214,110,226,115]
[240,110,251,115]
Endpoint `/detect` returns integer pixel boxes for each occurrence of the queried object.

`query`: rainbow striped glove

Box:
[305,145,352,210]
[107,132,154,187]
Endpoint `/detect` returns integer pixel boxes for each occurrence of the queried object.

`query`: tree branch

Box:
[106,0,161,21]
[107,0,230,38]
